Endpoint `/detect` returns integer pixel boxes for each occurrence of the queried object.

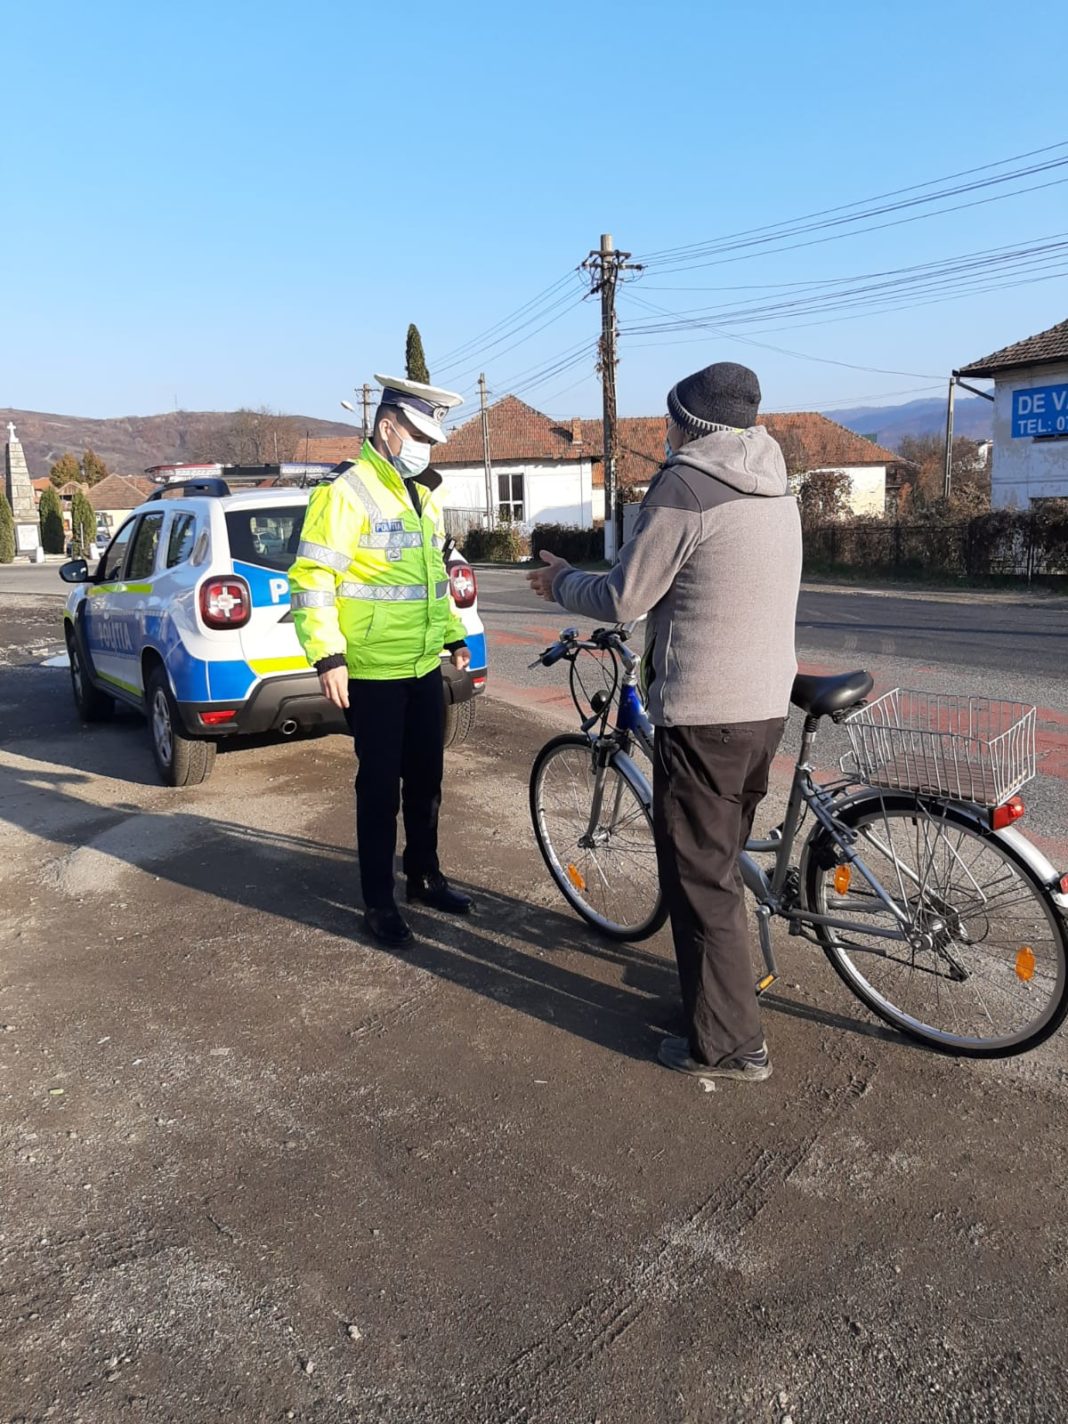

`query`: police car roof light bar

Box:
[148,479,233,500]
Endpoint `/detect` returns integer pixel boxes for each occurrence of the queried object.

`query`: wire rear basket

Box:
[843,689,1036,805]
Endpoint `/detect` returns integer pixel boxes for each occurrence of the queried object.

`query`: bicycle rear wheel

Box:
[530,733,666,941]
[804,793,1068,1057]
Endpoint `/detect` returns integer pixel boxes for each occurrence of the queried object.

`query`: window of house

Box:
[100,519,136,581]
[497,472,525,523]
[166,512,197,568]
[126,513,165,580]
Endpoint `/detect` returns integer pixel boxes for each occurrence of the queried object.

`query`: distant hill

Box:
[0,407,359,479]
[822,395,993,450]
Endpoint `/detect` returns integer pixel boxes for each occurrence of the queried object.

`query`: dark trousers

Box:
[653,719,786,1065]
[344,668,445,909]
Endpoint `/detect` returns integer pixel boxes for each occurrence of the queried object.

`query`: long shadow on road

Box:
[1,664,899,1061]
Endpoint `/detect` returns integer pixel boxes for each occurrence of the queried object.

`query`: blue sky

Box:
[2,0,1067,426]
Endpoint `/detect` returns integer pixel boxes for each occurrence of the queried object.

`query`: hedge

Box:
[529,523,605,563]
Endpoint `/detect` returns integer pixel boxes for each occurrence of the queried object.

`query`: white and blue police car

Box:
[60,473,488,786]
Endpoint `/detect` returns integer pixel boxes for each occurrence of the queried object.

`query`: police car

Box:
[59,475,488,786]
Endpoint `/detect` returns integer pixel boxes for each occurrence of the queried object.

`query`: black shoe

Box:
[657,1035,772,1082]
[406,872,473,914]
[363,905,413,947]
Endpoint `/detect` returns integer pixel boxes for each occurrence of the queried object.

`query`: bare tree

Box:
[190,407,301,465]
[897,434,989,507]
[797,469,853,529]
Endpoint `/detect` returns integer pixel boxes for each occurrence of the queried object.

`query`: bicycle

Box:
[529,624,1068,1058]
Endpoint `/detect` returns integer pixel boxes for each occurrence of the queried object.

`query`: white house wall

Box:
[440,459,594,528]
[809,464,887,516]
[989,361,1068,507]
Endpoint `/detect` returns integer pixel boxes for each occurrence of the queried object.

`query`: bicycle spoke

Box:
[532,737,663,940]
[812,802,1067,1054]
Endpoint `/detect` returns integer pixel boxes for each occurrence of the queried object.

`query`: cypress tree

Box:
[39,484,65,553]
[405,324,430,383]
[0,491,14,563]
[71,490,96,557]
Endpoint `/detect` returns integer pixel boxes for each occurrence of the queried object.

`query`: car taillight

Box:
[199,576,251,629]
[200,709,236,726]
[449,561,477,609]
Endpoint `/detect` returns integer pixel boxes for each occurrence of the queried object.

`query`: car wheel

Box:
[66,627,114,723]
[146,666,216,787]
[443,696,477,749]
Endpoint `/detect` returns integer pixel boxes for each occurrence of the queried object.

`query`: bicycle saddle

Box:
[790,669,874,718]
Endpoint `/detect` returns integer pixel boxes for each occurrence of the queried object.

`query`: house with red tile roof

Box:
[301,398,912,529]
[302,397,597,530]
[87,474,159,540]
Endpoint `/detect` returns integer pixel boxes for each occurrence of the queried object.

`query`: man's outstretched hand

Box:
[527,549,572,602]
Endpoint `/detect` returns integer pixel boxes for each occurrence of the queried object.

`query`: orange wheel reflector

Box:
[1016,947,1036,982]
[567,863,586,892]
[834,864,853,895]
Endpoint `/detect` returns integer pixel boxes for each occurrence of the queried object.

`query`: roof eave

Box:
[958,352,1068,379]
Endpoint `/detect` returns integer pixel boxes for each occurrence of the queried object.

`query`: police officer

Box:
[289,375,473,947]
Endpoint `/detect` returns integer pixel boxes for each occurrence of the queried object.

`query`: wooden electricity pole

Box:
[479,373,494,529]
[583,234,642,560]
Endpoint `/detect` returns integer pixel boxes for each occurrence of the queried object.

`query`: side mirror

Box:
[60,558,90,584]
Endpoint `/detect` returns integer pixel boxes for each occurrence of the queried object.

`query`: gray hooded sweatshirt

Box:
[552,426,802,727]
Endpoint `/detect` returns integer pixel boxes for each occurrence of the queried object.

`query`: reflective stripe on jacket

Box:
[288,440,466,680]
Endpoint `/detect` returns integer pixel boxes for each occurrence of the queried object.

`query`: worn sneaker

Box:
[657,1035,772,1082]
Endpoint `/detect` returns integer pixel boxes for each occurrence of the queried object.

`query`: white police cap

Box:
[374,373,464,445]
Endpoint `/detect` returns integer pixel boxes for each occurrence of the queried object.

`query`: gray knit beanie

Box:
[667,361,761,435]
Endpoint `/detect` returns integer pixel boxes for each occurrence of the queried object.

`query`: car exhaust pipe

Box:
[279,718,299,737]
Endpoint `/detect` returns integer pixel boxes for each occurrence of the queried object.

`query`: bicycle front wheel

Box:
[804,794,1068,1057]
[530,734,666,941]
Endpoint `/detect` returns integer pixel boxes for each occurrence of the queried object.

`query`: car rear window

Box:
[224,507,305,572]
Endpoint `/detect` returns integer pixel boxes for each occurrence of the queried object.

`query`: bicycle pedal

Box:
[755,972,777,996]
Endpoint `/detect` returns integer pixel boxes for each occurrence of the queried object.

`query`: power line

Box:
[636,173,1068,277]
[431,271,578,368]
[636,142,1068,268]
[617,235,1068,357]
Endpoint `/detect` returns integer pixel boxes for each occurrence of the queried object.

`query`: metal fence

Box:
[804,509,1068,582]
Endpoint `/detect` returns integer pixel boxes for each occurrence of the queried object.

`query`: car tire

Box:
[443,696,476,749]
[66,626,114,723]
[146,666,216,787]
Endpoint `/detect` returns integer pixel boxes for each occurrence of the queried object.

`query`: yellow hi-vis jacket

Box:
[288,441,466,680]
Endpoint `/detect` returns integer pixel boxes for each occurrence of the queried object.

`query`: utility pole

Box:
[361,383,373,440]
[943,373,957,501]
[582,234,642,561]
[479,373,495,529]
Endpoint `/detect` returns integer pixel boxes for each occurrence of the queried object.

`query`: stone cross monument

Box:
[4,422,43,559]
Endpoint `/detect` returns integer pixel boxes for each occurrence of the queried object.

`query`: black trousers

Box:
[653,719,786,1065]
[344,669,445,909]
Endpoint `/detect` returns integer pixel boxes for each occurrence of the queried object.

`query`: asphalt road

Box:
[2,584,1068,1421]
[473,565,1068,681]
[474,566,1068,867]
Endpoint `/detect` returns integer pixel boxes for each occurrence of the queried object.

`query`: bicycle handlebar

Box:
[529,623,640,672]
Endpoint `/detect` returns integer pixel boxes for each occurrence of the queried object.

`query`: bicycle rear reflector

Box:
[1016,946,1037,982]
[991,796,1026,830]
[567,863,586,892]
[834,864,852,895]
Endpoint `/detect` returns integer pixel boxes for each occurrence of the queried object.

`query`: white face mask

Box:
[384,422,431,478]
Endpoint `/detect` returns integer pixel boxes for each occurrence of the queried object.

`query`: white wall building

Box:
[959,317,1068,508]
[430,397,596,530]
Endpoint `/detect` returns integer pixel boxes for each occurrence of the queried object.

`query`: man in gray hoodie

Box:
[528,362,802,1083]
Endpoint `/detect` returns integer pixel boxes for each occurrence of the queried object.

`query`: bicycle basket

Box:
[843,689,1036,805]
